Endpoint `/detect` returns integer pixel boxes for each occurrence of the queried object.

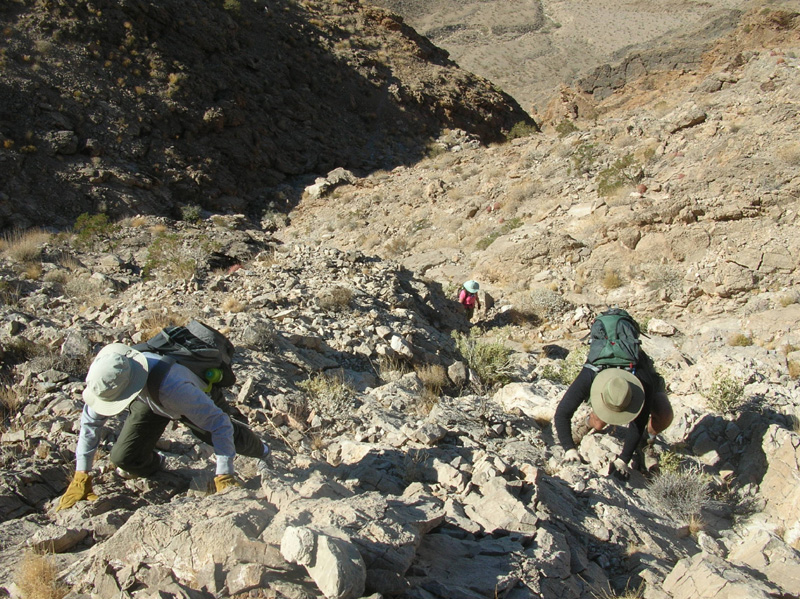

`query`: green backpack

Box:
[586,308,641,369]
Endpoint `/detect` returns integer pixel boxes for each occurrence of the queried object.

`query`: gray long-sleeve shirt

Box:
[75,353,235,475]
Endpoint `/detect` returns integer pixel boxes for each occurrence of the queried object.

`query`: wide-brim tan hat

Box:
[589,368,645,426]
[83,343,149,416]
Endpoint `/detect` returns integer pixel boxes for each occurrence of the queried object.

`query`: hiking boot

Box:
[115,452,165,480]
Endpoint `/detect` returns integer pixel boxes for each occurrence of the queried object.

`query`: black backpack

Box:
[585,308,641,369]
[133,320,236,402]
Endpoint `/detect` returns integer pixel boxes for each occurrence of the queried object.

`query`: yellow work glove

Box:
[57,471,98,511]
[214,474,241,493]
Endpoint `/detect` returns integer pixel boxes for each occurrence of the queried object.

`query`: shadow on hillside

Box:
[0,0,531,229]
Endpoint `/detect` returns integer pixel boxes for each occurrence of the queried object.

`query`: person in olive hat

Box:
[553,351,673,481]
[57,338,270,510]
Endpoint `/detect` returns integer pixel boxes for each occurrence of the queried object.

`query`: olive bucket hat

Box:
[464,280,480,294]
[589,368,645,426]
[83,344,149,416]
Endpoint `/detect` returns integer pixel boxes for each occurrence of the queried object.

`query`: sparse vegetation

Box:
[14,550,69,599]
[657,450,683,475]
[592,583,645,599]
[73,213,118,249]
[298,372,356,421]
[476,218,523,250]
[452,330,513,388]
[539,346,588,385]
[505,120,539,141]
[596,154,642,197]
[602,269,623,290]
[180,204,203,223]
[555,120,578,137]
[647,464,710,523]
[317,286,353,311]
[0,228,50,263]
[727,333,753,347]
[221,296,245,313]
[570,142,598,175]
[415,363,447,414]
[703,368,745,414]
[143,233,197,281]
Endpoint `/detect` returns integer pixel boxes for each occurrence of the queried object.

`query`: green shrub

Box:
[453,331,513,388]
[143,233,197,281]
[506,120,540,141]
[703,368,745,414]
[539,346,588,385]
[570,143,597,175]
[180,204,203,223]
[596,154,642,197]
[555,120,578,137]
[727,333,753,347]
[73,213,118,248]
[476,218,523,250]
[657,450,683,475]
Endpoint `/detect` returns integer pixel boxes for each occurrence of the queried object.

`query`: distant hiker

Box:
[552,308,673,481]
[458,280,481,321]
[57,322,271,511]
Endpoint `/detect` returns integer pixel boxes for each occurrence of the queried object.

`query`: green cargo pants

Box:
[109,398,264,477]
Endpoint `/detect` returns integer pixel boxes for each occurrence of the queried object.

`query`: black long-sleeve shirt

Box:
[553,352,663,463]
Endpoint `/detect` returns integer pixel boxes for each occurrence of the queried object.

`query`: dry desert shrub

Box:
[602,269,624,290]
[788,361,800,380]
[703,368,745,414]
[317,286,353,311]
[15,550,69,599]
[138,311,188,340]
[415,363,447,415]
[0,228,50,263]
[298,372,355,421]
[221,296,245,313]
[727,333,753,347]
[647,464,710,523]
[64,276,107,300]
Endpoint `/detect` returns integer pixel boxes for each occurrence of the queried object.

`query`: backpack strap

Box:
[146,355,176,406]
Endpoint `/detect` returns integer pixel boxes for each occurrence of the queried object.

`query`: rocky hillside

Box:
[0,2,799,599]
[368,0,754,111]
[0,0,531,231]
[0,213,798,599]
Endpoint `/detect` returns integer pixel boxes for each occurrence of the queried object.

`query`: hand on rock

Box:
[610,458,632,482]
[57,471,98,511]
[214,474,242,493]
[562,448,582,465]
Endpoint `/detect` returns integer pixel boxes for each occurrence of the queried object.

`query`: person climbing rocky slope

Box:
[0,213,797,599]
[0,1,798,599]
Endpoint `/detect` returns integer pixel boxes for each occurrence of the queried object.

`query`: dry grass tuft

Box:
[221,296,245,313]
[602,269,623,290]
[727,333,753,347]
[138,311,188,340]
[15,550,69,599]
[0,228,50,263]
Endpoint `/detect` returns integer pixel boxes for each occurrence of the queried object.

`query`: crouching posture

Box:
[553,358,673,479]
[57,341,269,510]
[553,309,673,480]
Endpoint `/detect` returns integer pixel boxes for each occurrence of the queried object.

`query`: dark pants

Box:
[109,399,264,477]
